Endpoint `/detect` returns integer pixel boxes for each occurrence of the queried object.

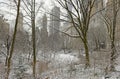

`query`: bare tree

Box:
[5,0,21,79]
[4,35,11,66]
[31,0,36,78]
[101,0,120,71]
[20,0,44,78]
[56,0,96,68]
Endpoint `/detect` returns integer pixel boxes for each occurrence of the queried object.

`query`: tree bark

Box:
[5,0,21,79]
[83,37,90,68]
[31,0,36,78]
[110,40,116,71]
[110,0,118,72]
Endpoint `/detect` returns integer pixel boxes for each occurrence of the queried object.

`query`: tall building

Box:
[39,14,48,49]
[0,15,9,40]
[42,14,47,29]
[67,0,73,21]
[49,6,60,36]
[49,6,62,51]
[18,12,23,31]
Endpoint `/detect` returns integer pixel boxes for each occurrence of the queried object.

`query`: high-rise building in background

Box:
[42,14,47,29]
[49,6,60,36]
[67,0,73,21]
[18,12,23,31]
[39,14,48,50]
[0,15,9,41]
[49,6,62,51]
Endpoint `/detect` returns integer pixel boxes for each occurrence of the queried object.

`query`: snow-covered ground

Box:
[1,50,120,79]
[35,50,120,79]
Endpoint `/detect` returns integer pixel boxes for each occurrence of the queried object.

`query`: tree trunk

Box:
[110,40,116,71]
[5,50,9,66]
[83,37,90,68]
[5,37,10,66]
[31,0,36,78]
[110,0,118,71]
[5,0,21,79]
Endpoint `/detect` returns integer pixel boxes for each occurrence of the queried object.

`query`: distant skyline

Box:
[1,0,108,20]
[0,0,108,25]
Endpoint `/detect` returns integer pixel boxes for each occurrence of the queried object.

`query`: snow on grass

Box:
[48,52,80,69]
[54,53,79,63]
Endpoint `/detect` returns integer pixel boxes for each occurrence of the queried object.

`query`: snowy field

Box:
[0,50,120,79]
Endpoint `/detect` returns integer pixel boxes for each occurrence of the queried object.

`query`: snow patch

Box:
[54,53,79,63]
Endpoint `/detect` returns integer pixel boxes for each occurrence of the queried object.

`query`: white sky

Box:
[0,0,108,29]
[0,0,108,20]
[0,0,53,20]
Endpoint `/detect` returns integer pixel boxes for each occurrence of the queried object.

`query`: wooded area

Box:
[0,0,120,79]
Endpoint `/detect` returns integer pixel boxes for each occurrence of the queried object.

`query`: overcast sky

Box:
[0,0,108,25]
[0,0,53,20]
